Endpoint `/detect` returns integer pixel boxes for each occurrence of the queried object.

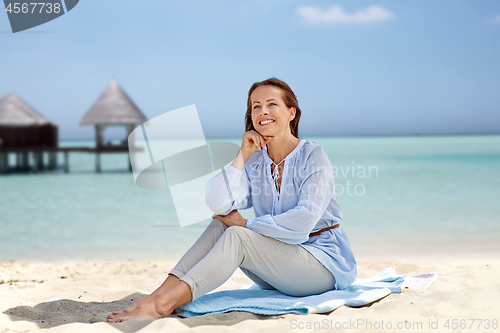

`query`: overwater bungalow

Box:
[0,81,147,174]
[0,93,58,172]
[80,80,147,172]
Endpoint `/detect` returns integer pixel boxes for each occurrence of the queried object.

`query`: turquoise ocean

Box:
[1,135,499,261]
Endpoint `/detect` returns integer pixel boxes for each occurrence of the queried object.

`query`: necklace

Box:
[269,158,285,216]
[269,158,285,192]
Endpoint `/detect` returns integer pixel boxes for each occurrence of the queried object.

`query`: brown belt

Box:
[309,224,340,237]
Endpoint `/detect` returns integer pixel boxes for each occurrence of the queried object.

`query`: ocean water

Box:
[1,135,499,261]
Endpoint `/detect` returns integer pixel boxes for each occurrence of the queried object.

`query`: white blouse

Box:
[205,139,357,290]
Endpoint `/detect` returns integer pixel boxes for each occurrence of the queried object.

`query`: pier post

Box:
[16,152,21,170]
[96,151,101,173]
[32,151,38,173]
[64,151,69,173]
[48,152,57,170]
[0,153,7,174]
[21,152,29,170]
[36,152,44,170]
[95,125,103,148]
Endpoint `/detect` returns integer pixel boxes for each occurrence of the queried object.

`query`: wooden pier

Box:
[0,146,139,174]
[1,81,147,175]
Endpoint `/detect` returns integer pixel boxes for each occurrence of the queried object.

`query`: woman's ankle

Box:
[153,275,180,295]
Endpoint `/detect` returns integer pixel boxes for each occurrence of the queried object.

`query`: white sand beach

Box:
[1,255,499,333]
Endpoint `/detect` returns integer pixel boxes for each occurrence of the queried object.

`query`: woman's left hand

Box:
[212,210,247,228]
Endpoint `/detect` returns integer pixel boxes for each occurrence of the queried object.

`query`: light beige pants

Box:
[169,219,336,300]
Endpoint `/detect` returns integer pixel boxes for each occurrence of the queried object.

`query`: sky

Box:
[1,0,499,140]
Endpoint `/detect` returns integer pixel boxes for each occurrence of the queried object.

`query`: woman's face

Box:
[250,85,295,138]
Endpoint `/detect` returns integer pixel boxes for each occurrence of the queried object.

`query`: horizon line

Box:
[58,132,500,141]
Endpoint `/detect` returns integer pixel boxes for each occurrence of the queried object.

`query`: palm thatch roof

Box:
[80,80,147,126]
[0,93,54,127]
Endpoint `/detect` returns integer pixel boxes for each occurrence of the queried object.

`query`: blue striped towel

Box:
[175,267,438,317]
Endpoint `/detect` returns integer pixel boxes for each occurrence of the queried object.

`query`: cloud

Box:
[296,5,394,25]
[487,15,500,23]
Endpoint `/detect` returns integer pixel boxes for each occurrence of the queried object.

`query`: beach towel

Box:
[175,267,438,317]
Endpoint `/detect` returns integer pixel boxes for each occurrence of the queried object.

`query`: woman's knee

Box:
[217,226,254,250]
[224,226,252,240]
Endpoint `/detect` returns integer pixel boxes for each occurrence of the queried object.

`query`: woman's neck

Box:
[266,133,301,164]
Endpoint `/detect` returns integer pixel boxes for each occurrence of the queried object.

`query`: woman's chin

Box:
[256,127,275,136]
[255,129,267,136]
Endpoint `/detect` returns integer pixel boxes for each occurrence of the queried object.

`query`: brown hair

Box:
[245,77,301,138]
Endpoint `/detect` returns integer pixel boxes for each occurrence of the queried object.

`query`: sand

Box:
[1,256,499,333]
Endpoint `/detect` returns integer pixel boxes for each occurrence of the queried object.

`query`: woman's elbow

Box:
[205,193,218,213]
[205,196,230,215]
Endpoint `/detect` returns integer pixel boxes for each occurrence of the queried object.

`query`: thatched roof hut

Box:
[0,93,57,148]
[79,80,147,147]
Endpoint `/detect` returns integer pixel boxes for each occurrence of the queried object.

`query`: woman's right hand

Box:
[231,131,274,170]
[241,130,274,156]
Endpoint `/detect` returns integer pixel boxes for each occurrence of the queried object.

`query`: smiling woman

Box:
[107,77,357,323]
[245,78,301,139]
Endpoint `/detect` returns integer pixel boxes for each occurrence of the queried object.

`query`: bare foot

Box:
[107,296,153,321]
[107,274,180,321]
[107,280,191,323]
[106,298,169,323]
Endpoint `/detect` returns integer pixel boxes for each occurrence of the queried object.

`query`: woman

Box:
[107,77,357,322]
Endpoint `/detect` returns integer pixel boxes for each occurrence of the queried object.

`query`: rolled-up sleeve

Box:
[205,165,252,215]
[246,148,334,244]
